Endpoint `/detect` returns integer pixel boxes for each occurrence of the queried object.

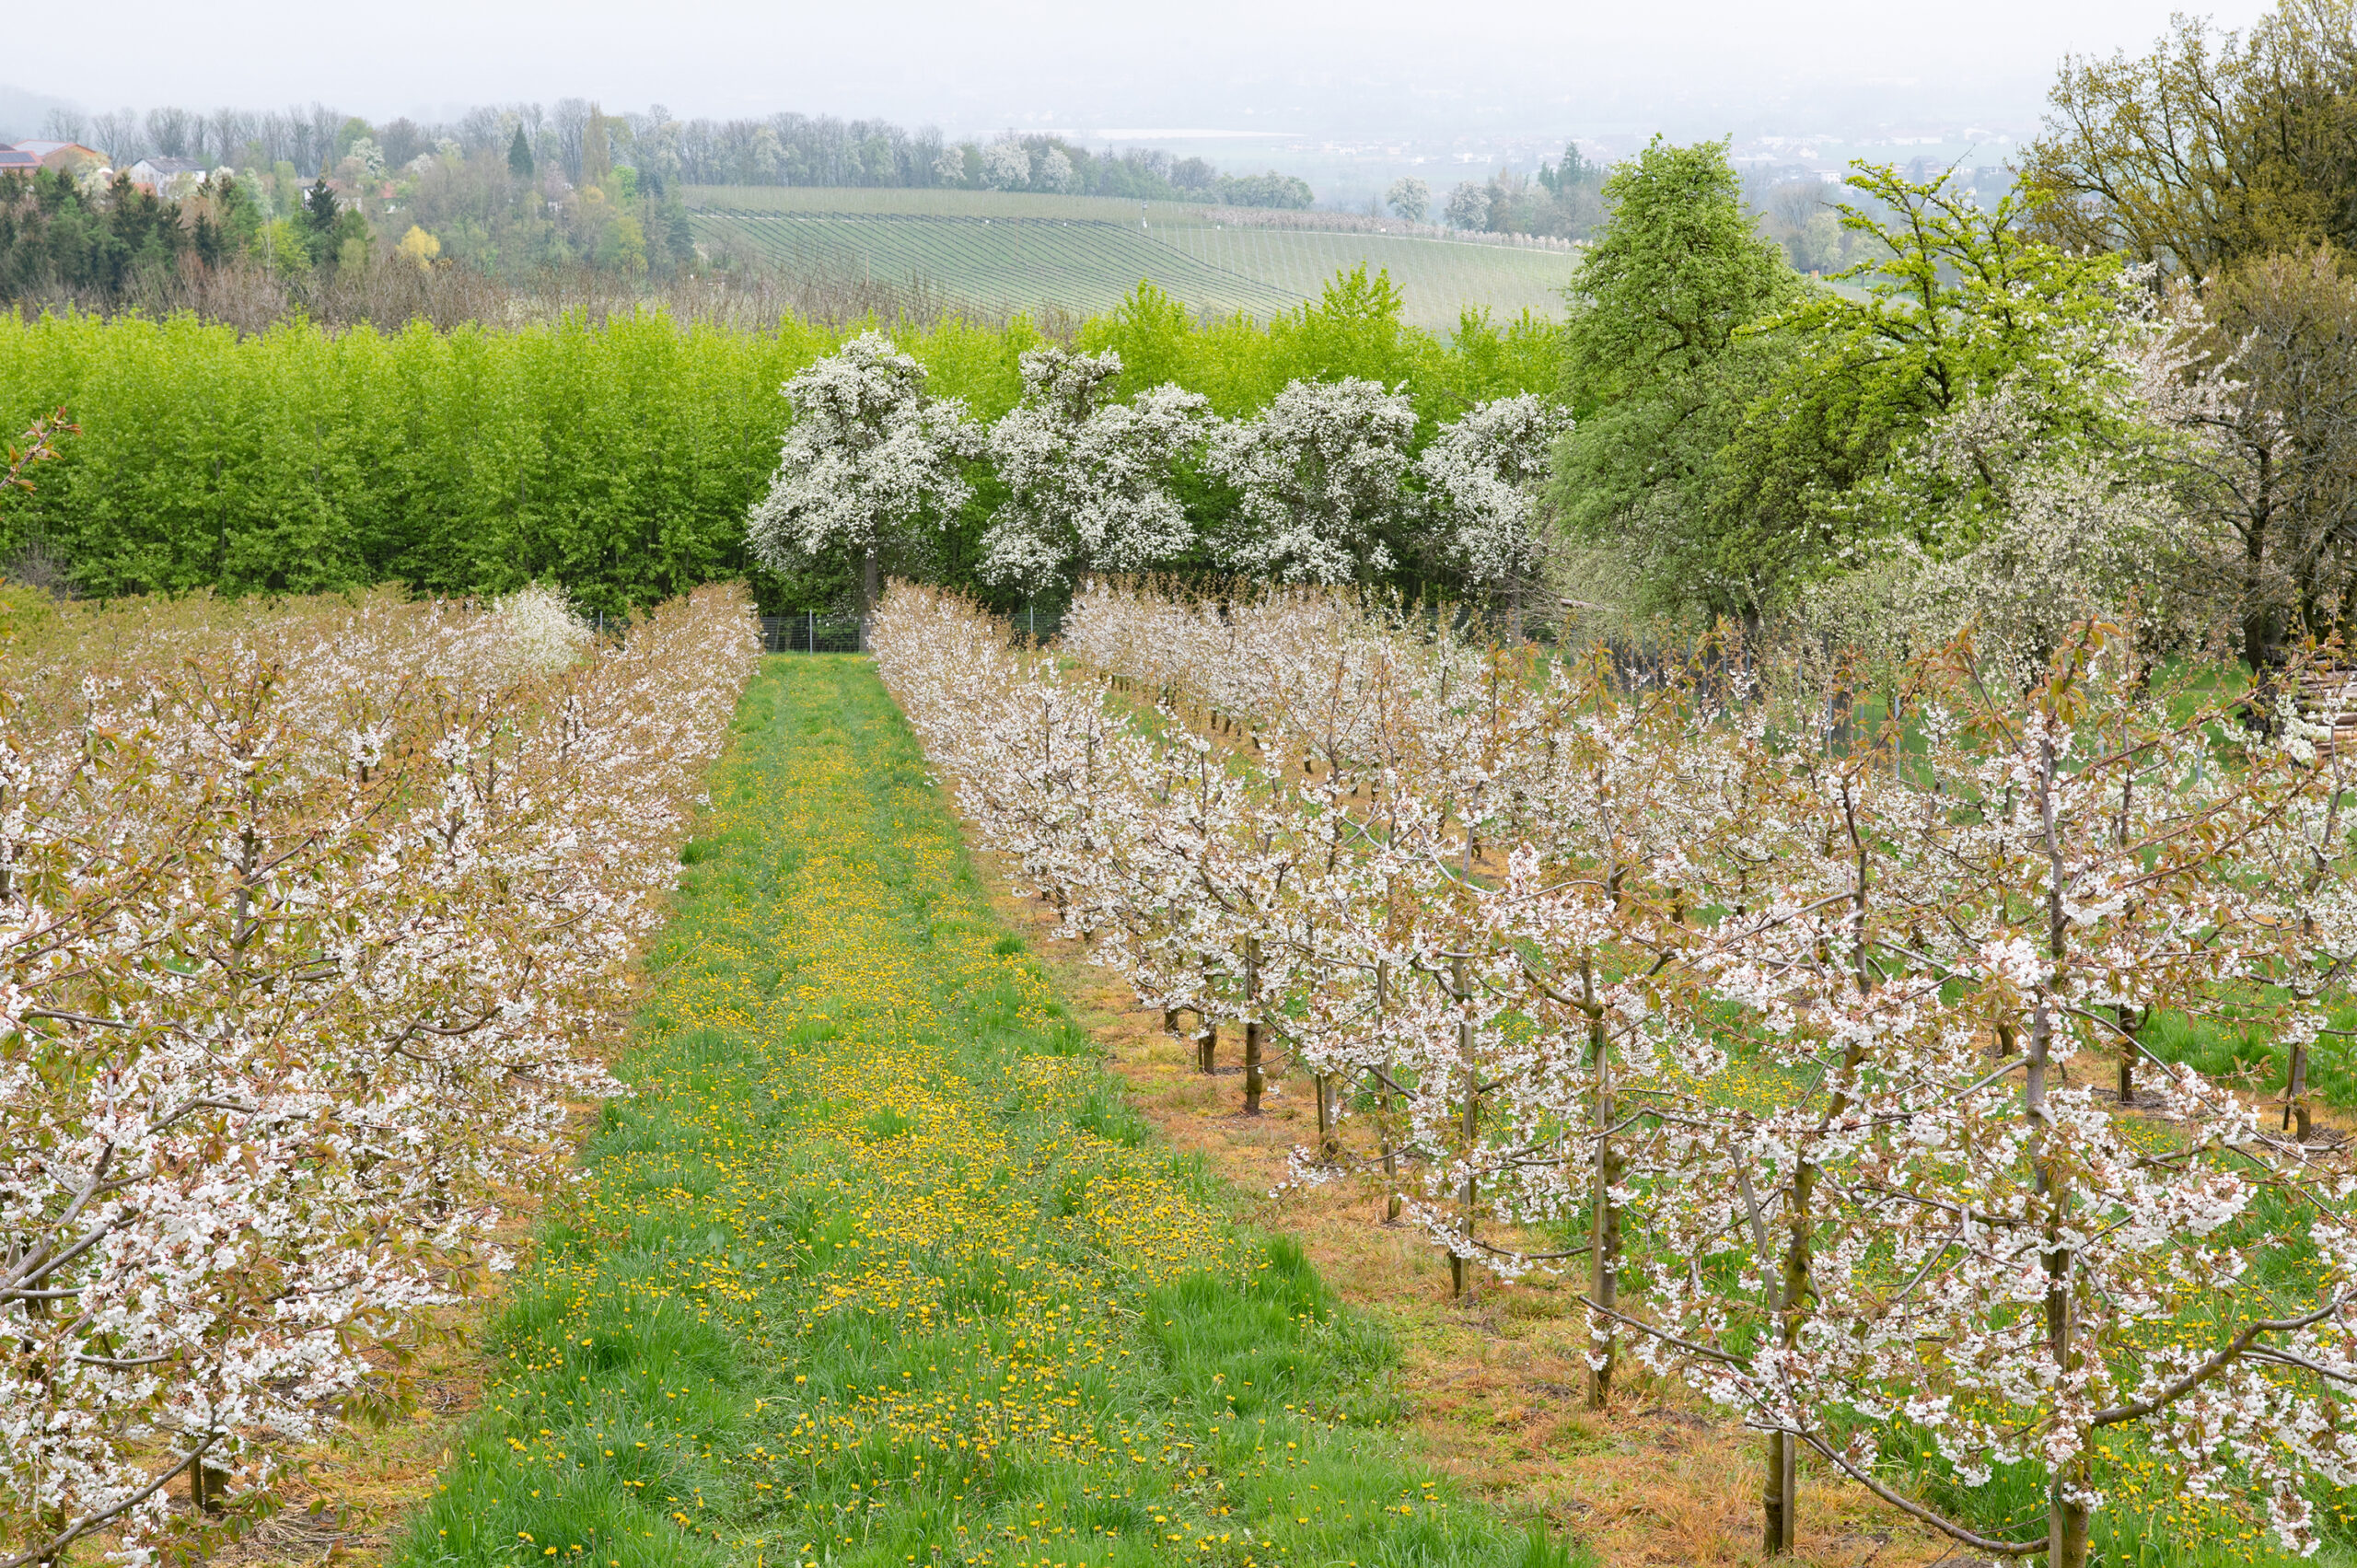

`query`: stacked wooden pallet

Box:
[2295,668,2357,757]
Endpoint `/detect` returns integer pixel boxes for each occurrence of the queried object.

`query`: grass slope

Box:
[684,188,1576,330]
[398,656,1561,1568]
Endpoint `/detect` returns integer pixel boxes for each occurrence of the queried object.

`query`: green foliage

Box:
[1550,138,1803,615]
[1560,137,1800,401]
[0,170,250,299]
[1717,164,2131,557]
[508,125,535,180]
[1079,268,1560,428]
[0,277,1561,612]
[1213,170,1315,210]
[1554,144,2142,619]
[0,309,835,612]
[2023,0,2357,276]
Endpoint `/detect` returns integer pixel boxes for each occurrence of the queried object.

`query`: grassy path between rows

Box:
[400,656,1551,1568]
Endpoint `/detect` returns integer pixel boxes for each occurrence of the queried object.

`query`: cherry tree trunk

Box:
[1585,965,1618,1406]
[1242,936,1264,1115]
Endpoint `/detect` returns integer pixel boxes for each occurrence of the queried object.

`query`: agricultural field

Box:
[20,572,2357,1568]
[684,187,1579,329]
[0,584,763,1563]
[396,655,1551,1567]
[873,578,2357,1568]
[0,587,1569,1565]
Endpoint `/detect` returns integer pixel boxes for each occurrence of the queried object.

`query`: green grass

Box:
[2142,998,2357,1110]
[684,187,1578,330]
[396,655,1571,1568]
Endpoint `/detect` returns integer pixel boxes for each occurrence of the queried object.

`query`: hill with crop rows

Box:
[683,186,1579,328]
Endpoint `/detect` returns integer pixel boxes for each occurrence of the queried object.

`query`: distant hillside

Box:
[684,186,1579,330]
[0,82,74,144]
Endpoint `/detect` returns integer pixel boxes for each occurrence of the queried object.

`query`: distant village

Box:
[0,139,216,198]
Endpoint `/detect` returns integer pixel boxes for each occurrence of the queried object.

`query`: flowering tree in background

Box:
[981,346,1209,594]
[747,331,981,624]
[1417,393,1574,634]
[1444,180,1491,231]
[1384,178,1430,223]
[981,140,1031,192]
[1204,377,1417,585]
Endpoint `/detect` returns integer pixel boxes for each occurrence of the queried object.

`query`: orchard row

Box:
[876,578,2357,1568]
[0,586,761,1564]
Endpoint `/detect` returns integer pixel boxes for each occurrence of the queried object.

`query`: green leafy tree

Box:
[1715,164,2130,562]
[1550,137,1802,615]
[297,176,341,268]
[2178,247,2357,668]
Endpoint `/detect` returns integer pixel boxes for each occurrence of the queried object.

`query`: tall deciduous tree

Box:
[2177,247,2357,668]
[1416,393,1573,634]
[1384,178,1430,223]
[1204,377,1417,585]
[1550,136,1801,617]
[2021,0,2357,276]
[1718,165,2131,561]
[980,346,1209,594]
[747,331,982,622]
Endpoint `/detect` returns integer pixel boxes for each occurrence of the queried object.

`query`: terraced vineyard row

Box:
[685,188,1579,327]
[692,207,1306,319]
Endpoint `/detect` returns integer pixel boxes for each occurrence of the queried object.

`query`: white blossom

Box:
[746,331,982,602]
[981,347,1209,593]
[1417,393,1573,587]
[1203,378,1417,584]
[981,139,1032,192]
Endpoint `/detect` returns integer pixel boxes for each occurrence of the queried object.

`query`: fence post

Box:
[807,609,814,654]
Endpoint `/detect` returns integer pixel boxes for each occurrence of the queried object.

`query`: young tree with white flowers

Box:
[1418,393,1574,637]
[1204,377,1419,585]
[1625,629,2357,1568]
[980,346,1210,595]
[0,588,759,1565]
[746,331,982,625]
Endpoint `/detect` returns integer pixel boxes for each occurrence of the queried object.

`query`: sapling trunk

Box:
[1242,935,1264,1115]
[2287,1040,2313,1141]
[2117,1005,2144,1105]
[1738,1158,1793,1556]
[1199,957,1218,1073]
[860,546,879,649]
[191,1447,231,1514]
[1316,1072,1338,1159]
[2033,735,2089,1568]
[1377,958,1402,1222]
[1583,955,1618,1406]
[1453,952,1479,1300]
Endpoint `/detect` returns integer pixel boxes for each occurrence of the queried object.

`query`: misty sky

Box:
[5,0,2277,140]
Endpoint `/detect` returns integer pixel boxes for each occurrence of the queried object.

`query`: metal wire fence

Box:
[760,608,1065,654]
[759,612,868,653]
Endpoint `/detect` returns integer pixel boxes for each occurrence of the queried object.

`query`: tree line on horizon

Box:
[22,99,1316,208]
